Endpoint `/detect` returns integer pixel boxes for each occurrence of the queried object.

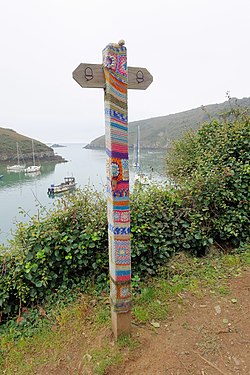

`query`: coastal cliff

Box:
[85,97,250,150]
[0,127,65,163]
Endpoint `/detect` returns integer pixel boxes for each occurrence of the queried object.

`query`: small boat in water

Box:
[47,177,76,196]
[0,175,3,179]
[25,165,41,173]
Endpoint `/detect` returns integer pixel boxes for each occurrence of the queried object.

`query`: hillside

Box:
[85,97,250,149]
[0,128,64,162]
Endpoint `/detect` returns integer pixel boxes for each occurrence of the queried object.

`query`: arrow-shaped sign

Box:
[73,63,153,90]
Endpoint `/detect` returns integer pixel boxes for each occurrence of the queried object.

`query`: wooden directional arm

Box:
[73,63,153,90]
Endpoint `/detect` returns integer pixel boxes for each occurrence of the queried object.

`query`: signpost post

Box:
[73,41,153,339]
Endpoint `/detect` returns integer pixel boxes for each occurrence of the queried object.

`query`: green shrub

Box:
[130,186,176,275]
[1,184,201,321]
[166,109,250,246]
[0,187,109,319]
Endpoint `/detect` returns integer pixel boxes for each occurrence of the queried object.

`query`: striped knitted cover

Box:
[103,43,131,313]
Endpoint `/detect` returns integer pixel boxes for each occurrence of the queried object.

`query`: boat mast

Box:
[136,126,140,172]
[16,142,20,165]
[32,140,35,165]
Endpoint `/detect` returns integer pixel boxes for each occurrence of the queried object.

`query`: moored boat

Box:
[47,177,76,196]
[25,165,41,173]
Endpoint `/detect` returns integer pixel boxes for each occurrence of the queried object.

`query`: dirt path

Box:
[108,271,250,375]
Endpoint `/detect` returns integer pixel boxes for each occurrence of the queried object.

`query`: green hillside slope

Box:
[0,128,64,162]
[85,97,250,149]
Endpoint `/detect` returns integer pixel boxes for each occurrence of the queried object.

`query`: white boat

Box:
[7,143,26,172]
[47,177,76,196]
[24,140,41,174]
[25,165,41,173]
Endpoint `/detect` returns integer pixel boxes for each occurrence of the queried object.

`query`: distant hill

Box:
[0,128,64,162]
[85,97,250,150]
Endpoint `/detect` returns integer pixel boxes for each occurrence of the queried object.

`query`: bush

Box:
[131,185,177,275]
[1,183,210,321]
[0,187,109,319]
[166,109,250,246]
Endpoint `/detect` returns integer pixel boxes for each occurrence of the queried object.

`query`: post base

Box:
[111,309,131,340]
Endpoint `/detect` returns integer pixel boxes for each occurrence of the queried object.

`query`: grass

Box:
[1,247,249,374]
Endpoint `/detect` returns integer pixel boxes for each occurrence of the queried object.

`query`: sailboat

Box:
[134,126,150,186]
[7,142,26,172]
[24,140,41,173]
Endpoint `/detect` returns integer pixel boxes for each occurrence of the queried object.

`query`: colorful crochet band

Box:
[103,43,131,314]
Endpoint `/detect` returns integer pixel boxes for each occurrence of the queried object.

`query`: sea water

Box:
[0,143,167,245]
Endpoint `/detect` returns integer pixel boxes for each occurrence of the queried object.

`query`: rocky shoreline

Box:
[0,151,66,163]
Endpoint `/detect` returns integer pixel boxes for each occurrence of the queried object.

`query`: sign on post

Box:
[73,41,153,339]
[73,64,153,90]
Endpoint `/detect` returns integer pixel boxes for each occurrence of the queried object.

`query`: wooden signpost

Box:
[73,64,153,90]
[73,41,153,339]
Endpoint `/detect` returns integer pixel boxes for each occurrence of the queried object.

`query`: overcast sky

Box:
[0,0,249,144]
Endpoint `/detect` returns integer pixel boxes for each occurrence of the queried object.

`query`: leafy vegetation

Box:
[0,187,109,319]
[0,182,219,322]
[166,107,250,247]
